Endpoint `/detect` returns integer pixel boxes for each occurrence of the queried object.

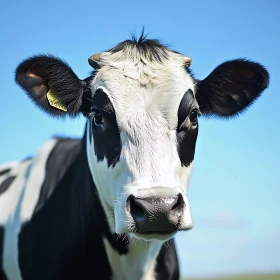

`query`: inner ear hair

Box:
[15,55,85,117]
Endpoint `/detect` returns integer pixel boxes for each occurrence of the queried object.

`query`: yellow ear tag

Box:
[46,89,67,112]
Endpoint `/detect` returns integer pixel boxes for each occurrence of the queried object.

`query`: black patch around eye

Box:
[177,126,198,167]
[90,89,122,167]
[176,89,198,167]
[177,89,195,129]
[92,89,116,119]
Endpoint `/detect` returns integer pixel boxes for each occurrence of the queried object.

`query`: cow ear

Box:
[195,59,269,118]
[15,55,90,117]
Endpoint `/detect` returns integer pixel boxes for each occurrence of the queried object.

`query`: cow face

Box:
[15,38,269,242]
[86,45,197,240]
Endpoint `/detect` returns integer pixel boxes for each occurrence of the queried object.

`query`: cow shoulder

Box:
[33,137,81,214]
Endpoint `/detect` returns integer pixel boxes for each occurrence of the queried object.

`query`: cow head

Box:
[15,37,269,242]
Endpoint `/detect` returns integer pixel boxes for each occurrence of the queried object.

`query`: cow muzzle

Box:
[125,187,193,236]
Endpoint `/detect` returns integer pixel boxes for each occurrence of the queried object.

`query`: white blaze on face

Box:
[86,46,196,237]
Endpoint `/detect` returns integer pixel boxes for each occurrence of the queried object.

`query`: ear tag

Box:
[46,89,67,112]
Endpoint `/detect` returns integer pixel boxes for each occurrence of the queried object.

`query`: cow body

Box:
[0,137,178,280]
[0,35,269,279]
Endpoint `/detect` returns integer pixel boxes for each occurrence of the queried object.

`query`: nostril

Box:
[171,196,179,210]
[128,196,145,221]
[170,194,184,217]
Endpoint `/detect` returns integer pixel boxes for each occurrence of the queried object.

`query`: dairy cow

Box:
[0,35,269,280]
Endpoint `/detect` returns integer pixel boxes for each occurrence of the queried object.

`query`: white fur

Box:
[103,237,163,280]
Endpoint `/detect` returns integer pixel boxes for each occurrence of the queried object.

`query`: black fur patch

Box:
[108,234,129,255]
[176,90,199,167]
[91,89,122,167]
[155,239,179,280]
[33,138,81,214]
[0,227,8,280]
[0,176,16,195]
[0,169,10,176]
[0,269,8,280]
[88,119,92,144]
[80,76,95,117]
[196,59,269,118]
[177,90,195,129]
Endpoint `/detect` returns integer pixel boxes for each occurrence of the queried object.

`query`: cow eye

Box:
[189,109,199,125]
[92,109,104,126]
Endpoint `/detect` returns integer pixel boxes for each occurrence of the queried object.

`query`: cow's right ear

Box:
[15,55,92,117]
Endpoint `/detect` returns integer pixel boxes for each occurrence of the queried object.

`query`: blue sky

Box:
[1,0,279,278]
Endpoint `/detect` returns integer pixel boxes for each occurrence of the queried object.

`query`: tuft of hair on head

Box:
[107,28,170,63]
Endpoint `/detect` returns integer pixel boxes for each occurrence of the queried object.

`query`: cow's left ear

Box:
[15,55,92,118]
[195,59,269,117]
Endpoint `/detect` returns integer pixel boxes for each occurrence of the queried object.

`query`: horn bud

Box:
[183,56,192,67]
[88,53,102,68]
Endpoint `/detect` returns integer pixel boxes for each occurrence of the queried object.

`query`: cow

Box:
[0,35,269,280]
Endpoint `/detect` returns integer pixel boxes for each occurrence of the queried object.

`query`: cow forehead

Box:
[93,47,194,87]
[90,51,195,128]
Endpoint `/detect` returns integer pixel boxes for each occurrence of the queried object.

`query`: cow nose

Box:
[127,194,184,233]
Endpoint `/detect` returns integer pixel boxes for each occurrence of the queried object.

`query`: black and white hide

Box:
[0,35,269,280]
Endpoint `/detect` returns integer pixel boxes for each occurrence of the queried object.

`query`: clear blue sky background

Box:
[1,0,279,278]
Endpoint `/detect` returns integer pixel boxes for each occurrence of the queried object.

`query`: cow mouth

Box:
[129,225,193,241]
[142,230,176,234]
[132,231,177,241]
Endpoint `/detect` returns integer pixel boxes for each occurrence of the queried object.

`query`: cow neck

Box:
[103,236,164,280]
